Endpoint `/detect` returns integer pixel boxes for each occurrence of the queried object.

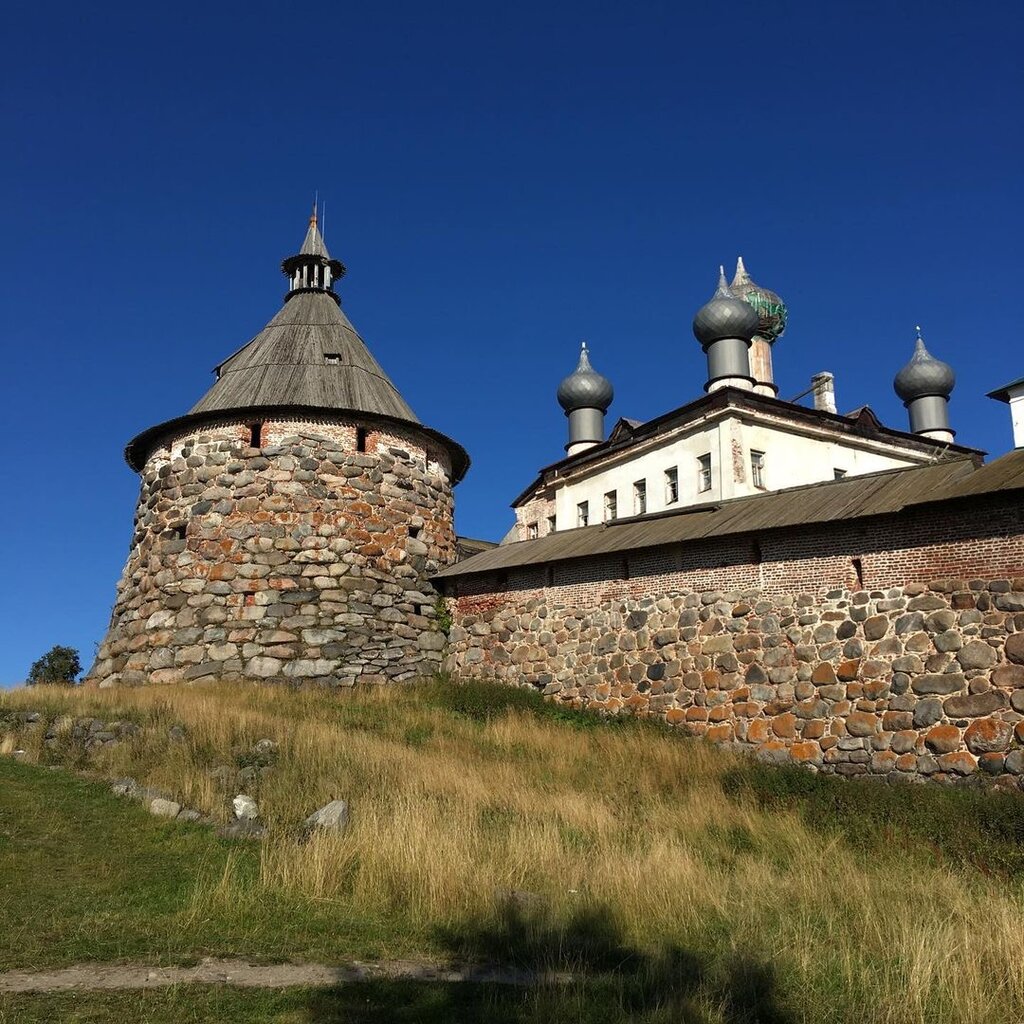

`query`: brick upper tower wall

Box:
[88,415,455,687]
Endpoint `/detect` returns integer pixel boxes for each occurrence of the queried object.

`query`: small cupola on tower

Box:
[280,203,347,303]
[730,257,787,396]
[893,328,956,442]
[557,342,614,456]
[692,267,758,392]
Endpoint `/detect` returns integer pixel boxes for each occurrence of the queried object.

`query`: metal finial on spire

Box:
[713,265,733,299]
[915,325,923,340]
[734,255,749,283]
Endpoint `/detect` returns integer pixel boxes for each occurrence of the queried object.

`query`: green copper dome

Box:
[730,257,787,343]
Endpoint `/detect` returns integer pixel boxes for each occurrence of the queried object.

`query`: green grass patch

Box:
[0,759,417,971]
[722,759,1024,877]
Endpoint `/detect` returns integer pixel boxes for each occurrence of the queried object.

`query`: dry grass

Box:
[2,679,1023,1023]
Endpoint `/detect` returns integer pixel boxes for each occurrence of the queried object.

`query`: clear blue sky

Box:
[1,1,1020,684]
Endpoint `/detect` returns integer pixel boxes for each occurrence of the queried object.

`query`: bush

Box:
[27,646,82,686]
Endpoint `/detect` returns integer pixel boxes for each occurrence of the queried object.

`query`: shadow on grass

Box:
[305,900,793,1023]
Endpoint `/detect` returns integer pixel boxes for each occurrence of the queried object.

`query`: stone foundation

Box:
[88,416,455,687]
[445,578,1024,786]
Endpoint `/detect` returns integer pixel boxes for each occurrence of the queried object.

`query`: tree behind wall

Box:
[27,646,82,686]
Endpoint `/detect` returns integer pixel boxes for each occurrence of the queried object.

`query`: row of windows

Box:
[577,456,715,528]
[525,454,853,535]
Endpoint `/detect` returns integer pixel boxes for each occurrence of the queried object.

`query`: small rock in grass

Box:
[232,794,258,820]
[110,778,139,798]
[177,808,202,823]
[149,798,181,818]
[253,738,278,758]
[217,818,267,841]
[303,800,349,834]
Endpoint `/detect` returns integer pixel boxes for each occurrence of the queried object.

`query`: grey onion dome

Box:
[893,331,955,402]
[692,266,759,349]
[557,343,614,412]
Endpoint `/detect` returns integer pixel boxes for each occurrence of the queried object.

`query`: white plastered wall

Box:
[549,412,934,529]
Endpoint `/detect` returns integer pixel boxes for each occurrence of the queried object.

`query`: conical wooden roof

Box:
[124,214,469,480]
[189,290,419,422]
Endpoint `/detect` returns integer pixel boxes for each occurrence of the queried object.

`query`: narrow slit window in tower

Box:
[248,423,262,448]
[171,523,187,541]
[852,557,865,589]
[356,427,368,453]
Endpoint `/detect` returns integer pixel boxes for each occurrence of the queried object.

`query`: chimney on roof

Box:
[811,372,837,414]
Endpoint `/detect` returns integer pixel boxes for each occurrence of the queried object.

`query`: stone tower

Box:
[88,208,469,688]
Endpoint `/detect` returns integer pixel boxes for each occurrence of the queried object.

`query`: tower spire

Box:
[284,203,346,303]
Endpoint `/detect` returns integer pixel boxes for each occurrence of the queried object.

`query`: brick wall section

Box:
[514,495,556,541]
[443,494,1024,784]
[88,416,454,687]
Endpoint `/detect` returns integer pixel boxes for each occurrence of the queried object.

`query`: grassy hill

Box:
[2,678,1024,1023]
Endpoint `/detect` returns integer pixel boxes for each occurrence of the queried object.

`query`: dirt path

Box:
[0,957,566,994]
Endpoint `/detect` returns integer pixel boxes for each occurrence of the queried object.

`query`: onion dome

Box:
[893,329,956,402]
[730,256,787,342]
[557,343,614,413]
[692,267,759,349]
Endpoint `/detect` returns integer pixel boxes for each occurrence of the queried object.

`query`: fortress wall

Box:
[443,495,1024,785]
[88,416,454,687]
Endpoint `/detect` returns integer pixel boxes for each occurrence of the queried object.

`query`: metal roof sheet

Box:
[436,451,1023,580]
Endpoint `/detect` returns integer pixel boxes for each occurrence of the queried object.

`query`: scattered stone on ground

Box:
[232,794,258,820]
[304,799,349,833]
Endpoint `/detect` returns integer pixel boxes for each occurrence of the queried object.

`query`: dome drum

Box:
[705,336,755,392]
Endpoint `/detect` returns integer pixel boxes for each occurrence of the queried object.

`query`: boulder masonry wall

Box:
[88,416,454,687]
[444,501,1024,786]
[447,580,1024,784]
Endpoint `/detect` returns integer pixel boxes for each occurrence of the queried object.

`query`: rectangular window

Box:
[698,454,712,493]
[577,501,589,528]
[248,423,262,448]
[547,515,556,534]
[355,427,368,453]
[604,490,617,522]
[324,353,341,365]
[664,467,679,505]
[526,522,538,539]
[751,450,766,489]
[834,468,848,480]
[633,479,647,515]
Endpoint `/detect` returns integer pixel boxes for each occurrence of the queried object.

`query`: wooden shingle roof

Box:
[189,291,419,422]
